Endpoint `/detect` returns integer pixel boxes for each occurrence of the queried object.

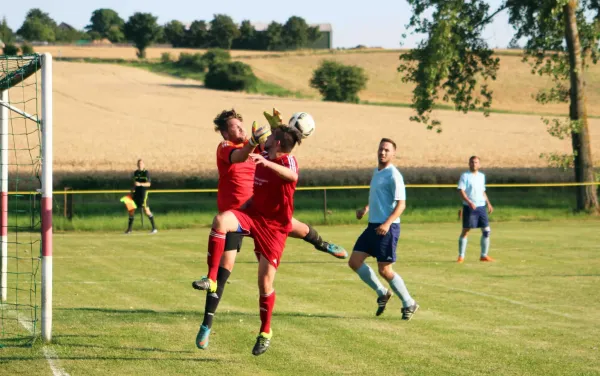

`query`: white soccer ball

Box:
[288,112,316,139]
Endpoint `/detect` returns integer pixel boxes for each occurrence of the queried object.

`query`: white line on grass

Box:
[417,282,575,319]
[43,347,71,376]
[0,303,71,376]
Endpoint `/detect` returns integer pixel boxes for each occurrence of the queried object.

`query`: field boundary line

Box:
[0,303,70,376]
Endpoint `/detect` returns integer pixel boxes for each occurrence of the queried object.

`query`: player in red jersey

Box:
[193,109,346,352]
[199,125,302,356]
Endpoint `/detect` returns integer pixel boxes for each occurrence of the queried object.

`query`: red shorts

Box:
[229,209,288,268]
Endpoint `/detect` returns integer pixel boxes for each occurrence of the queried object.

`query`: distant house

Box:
[308,24,332,49]
[251,22,332,50]
[58,22,76,31]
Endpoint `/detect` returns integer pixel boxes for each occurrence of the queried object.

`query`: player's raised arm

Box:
[230,142,256,163]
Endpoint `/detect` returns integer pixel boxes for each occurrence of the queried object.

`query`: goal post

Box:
[41,53,53,343]
[0,53,53,344]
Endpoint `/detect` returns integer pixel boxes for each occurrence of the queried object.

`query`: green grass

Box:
[40,187,599,231]
[1,221,599,375]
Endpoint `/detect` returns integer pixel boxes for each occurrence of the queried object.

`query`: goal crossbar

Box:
[0,55,42,90]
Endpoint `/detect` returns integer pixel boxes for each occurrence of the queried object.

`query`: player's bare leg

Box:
[289,218,348,259]
[253,255,277,356]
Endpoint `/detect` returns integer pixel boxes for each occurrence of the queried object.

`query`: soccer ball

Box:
[288,112,315,139]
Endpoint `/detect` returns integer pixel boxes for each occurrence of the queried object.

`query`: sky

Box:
[2,0,516,49]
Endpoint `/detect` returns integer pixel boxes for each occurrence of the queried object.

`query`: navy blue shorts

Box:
[462,205,489,229]
[353,223,400,262]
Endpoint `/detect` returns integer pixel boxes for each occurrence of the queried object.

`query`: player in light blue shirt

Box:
[457,156,495,263]
[348,138,418,321]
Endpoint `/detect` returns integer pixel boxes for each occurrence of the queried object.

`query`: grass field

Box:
[39,186,600,231]
[1,221,599,375]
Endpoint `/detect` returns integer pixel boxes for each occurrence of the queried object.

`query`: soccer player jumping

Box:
[457,156,495,263]
[196,125,302,355]
[348,138,418,320]
[193,109,345,354]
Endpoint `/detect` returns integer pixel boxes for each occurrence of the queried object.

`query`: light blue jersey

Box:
[368,165,406,224]
[457,171,486,207]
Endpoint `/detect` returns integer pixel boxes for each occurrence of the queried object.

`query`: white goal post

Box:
[0,53,53,343]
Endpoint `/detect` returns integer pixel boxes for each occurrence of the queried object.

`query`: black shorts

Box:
[133,192,149,208]
[225,232,244,252]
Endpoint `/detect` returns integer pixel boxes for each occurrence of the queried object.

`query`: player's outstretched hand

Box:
[249,121,271,147]
[263,108,284,128]
[249,153,269,166]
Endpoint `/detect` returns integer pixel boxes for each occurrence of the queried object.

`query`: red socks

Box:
[207,228,226,281]
[259,290,276,334]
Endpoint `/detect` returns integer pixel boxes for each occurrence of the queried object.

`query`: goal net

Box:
[0,53,53,345]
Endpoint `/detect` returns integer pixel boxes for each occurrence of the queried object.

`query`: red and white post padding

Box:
[0,88,7,302]
[41,53,53,343]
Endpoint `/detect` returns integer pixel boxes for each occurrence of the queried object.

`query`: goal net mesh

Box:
[0,54,43,345]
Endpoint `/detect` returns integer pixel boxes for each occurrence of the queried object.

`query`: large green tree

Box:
[233,20,257,50]
[208,14,239,49]
[263,21,284,50]
[163,20,187,47]
[398,0,600,212]
[282,16,310,49]
[187,20,209,48]
[86,9,124,42]
[280,16,321,49]
[124,12,160,58]
[17,8,57,42]
[0,17,14,44]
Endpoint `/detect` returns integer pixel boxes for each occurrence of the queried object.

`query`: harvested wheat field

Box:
[6,61,599,185]
[33,45,280,60]
[240,51,600,117]
[33,46,600,116]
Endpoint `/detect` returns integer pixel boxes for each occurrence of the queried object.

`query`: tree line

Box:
[0,8,324,55]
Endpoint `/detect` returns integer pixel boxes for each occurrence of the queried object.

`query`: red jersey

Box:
[216,140,256,212]
[248,154,298,233]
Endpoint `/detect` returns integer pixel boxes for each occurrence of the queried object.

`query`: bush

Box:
[309,60,368,103]
[201,48,231,69]
[20,43,34,55]
[176,52,207,71]
[204,61,257,92]
[160,52,172,63]
[2,44,19,55]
